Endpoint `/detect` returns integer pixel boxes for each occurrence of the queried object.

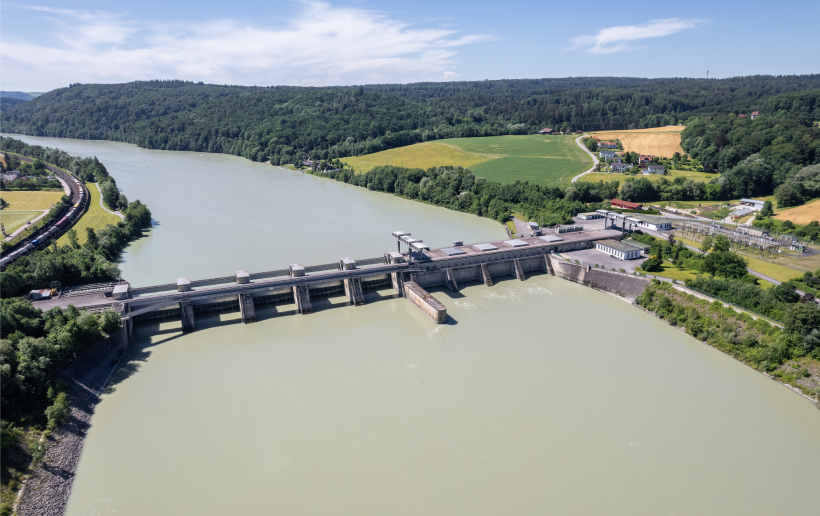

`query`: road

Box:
[570,135,599,183]
[95,182,124,220]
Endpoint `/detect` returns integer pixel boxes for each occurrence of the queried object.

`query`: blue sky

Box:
[1,0,818,91]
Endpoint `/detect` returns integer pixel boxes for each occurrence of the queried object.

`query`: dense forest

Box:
[4,76,820,166]
[0,97,25,112]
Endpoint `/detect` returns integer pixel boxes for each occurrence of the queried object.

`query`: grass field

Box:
[590,126,685,157]
[579,169,717,185]
[56,183,120,246]
[1,210,43,234]
[342,135,591,187]
[675,235,805,283]
[773,198,820,224]
[341,141,490,174]
[0,191,64,210]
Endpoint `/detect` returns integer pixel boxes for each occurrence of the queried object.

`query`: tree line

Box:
[4,76,820,167]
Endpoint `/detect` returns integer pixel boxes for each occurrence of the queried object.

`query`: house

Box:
[599,150,616,159]
[646,165,665,174]
[611,163,633,172]
[528,221,543,236]
[538,128,556,135]
[599,141,617,149]
[610,199,643,210]
[730,207,754,219]
[639,154,655,163]
[595,239,643,260]
[623,238,651,254]
[578,212,603,220]
[628,215,672,231]
[1,172,19,181]
[738,114,748,118]
[751,111,760,120]
[739,198,765,211]
[28,289,52,300]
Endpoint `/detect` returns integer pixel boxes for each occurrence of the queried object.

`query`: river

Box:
[6,135,820,515]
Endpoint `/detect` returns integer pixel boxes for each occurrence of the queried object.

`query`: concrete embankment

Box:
[15,327,129,516]
[547,255,650,303]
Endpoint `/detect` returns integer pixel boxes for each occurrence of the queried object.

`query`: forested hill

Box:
[3,76,820,166]
[0,97,25,112]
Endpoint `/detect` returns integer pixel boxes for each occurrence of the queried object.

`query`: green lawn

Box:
[56,183,121,246]
[444,135,591,186]
[0,210,43,234]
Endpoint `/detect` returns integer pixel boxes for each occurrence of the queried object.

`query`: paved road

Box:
[570,135,599,183]
[95,182,124,220]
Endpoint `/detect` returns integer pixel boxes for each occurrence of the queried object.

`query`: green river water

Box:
[6,135,820,515]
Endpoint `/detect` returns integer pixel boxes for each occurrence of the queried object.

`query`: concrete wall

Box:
[404,282,447,324]
[547,256,649,302]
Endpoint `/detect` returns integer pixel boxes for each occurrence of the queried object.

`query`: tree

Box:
[713,235,730,253]
[704,252,748,279]
[66,228,79,249]
[99,309,122,335]
[84,227,98,249]
[784,303,820,336]
[700,235,713,254]
[118,194,129,211]
[760,200,773,217]
[585,138,598,152]
[100,181,120,210]
[641,255,663,272]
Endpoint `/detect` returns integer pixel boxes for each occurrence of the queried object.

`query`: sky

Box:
[1,0,818,92]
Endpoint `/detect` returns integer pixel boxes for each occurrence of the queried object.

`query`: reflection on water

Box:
[4,137,819,515]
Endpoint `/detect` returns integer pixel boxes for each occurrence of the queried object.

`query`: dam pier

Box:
[33,227,649,330]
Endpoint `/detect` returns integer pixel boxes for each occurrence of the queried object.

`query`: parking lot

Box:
[561,246,648,274]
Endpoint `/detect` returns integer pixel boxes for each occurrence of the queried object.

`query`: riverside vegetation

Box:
[0,140,153,513]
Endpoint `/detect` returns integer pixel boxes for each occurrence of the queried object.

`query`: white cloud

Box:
[1,2,492,90]
[571,18,702,55]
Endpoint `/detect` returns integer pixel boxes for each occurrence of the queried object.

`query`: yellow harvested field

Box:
[341,141,490,174]
[0,191,64,210]
[590,126,685,158]
[773,198,820,225]
[56,183,120,246]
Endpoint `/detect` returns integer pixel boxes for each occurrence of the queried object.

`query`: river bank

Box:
[15,328,129,516]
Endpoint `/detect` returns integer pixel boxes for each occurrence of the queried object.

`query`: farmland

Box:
[0,190,64,210]
[590,126,685,157]
[342,135,591,187]
[340,141,489,174]
[56,182,120,246]
[0,210,43,234]
[579,168,718,184]
[773,198,820,224]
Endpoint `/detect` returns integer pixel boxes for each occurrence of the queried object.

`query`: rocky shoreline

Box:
[15,327,128,516]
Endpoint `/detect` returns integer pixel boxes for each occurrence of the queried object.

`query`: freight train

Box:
[0,164,87,268]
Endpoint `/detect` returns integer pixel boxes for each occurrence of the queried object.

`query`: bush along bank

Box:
[637,281,820,405]
[307,163,600,227]
[0,139,149,513]
[0,139,153,299]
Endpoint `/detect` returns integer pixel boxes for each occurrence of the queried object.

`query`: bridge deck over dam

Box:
[31,227,647,331]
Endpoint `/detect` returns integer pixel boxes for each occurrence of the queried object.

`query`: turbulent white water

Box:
[6,135,820,516]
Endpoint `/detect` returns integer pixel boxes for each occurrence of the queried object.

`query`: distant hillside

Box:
[2,76,820,165]
[0,91,45,101]
[0,97,26,112]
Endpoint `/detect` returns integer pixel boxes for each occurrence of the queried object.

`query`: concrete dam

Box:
[35,227,650,336]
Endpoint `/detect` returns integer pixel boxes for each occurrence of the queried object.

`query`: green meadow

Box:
[343,134,592,187]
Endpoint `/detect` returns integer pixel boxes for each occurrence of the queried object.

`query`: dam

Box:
[33,226,649,331]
